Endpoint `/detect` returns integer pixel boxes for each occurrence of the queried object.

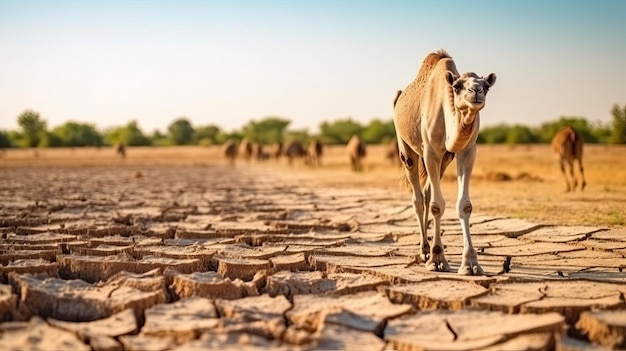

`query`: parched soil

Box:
[1,145,626,350]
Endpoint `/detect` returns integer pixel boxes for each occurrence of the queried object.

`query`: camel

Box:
[283,139,307,165]
[551,125,586,191]
[221,139,238,166]
[307,139,323,167]
[239,138,254,163]
[253,143,270,161]
[114,143,126,159]
[385,139,401,166]
[346,134,366,172]
[393,49,496,275]
[269,142,283,161]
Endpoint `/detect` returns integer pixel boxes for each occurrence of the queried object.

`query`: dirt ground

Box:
[1,144,626,350]
[3,143,623,227]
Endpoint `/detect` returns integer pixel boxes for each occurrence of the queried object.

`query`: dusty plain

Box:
[1,143,626,350]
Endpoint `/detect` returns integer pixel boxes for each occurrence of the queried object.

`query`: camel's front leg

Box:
[423,147,450,272]
[456,145,483,275]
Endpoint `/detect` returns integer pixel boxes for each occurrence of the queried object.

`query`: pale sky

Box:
[1,0,625,134]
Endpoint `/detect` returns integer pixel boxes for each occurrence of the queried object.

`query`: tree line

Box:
[1,104,624,149]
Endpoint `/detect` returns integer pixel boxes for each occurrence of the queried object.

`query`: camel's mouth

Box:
[467,99,485,108]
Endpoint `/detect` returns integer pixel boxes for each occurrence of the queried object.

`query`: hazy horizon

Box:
[1,0,625,134]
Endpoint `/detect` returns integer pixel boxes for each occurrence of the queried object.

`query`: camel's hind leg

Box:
[558,158,572,192]
[577,158,587,191]
[567,159,578,191]
[398,140,429,262]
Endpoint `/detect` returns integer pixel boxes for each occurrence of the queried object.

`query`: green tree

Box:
[196,124,224,146]
[537,117,598,143]
[478,124,509,144]
[319,118,364,144]
[0,130,12,148]
[150,129,169,146]
[168,117,196,145]
[17,110,47,147]
[6,131,23,147]
[609,104,626,144]
[284,128,311,144]
[362,119,396,144]
[104,120,151,146]
[52,121,103,147]
[589,120,612,143]
[506,125,540,145]
[241,116,291,144]
[38,131,64,147]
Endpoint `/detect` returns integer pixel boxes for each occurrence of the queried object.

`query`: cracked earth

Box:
[1,158,626,350]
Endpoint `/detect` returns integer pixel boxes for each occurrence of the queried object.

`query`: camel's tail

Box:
[393,90,402,108]
[398,169,410,192]
[397,155,429,193]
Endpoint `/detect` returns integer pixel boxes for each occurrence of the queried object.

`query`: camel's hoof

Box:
[458,262,484,276]
[419,243,430,262]
[425,253,450,272]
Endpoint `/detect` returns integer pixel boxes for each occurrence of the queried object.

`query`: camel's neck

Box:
[443,96,480,153]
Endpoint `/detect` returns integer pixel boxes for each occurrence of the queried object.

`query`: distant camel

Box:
[269,142,283,161]
[238,138,254,163]
[306,139,323,167]
[385,139,401,166]
[551,125,586,191]
[394,49,496,275]
[221,139,238,166]
[114,143,126,159]
[346,135,366,172]
[253,143,270,161]
[283,139,306,165]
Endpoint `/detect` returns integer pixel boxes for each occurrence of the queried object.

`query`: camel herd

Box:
[219,135,378,171]
[105,49,589,278]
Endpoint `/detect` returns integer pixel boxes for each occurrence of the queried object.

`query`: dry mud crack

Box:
[1,164,626,350]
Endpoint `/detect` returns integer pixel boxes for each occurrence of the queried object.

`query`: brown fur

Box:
[114,143,126,159]
[346,134,366,172]
[253,143,270,161]
[394,51,458,190]
[393,90,402,108]
[283,139,306,165]
[307,139,323,167]
[552,126,586,191]
[393,49,496,275]
[269,142,283,160]
[239,138,253,163]
[386,139,401,166]
[221,139,238,166]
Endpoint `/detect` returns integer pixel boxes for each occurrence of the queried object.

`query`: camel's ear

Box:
[483,73,496,87]
[445,71,457,86]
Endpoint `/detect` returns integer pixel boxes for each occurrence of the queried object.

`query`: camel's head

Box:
[446,71,496,112]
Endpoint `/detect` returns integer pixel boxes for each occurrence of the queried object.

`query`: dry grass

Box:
[2,143,625,227]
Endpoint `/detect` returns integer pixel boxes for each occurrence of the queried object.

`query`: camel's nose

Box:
[468,87,483,94]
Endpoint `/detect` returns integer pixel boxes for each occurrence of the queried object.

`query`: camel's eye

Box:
[453,83,462,93]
